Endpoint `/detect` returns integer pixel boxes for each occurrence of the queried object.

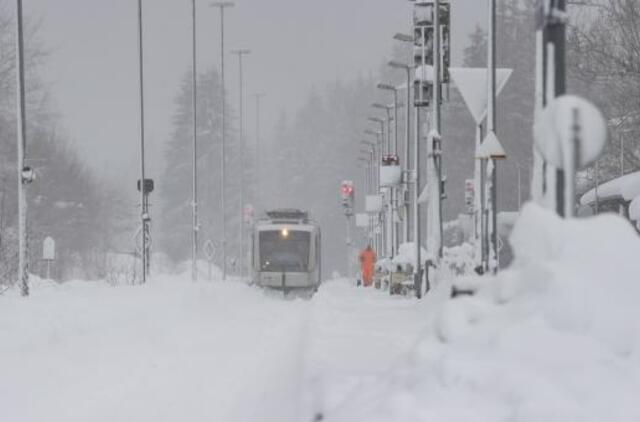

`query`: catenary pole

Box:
[231,49,250,278]
[488,0,499,273]
[413,106,421,297]
[137,0,148,283]
[211,2,234,280]
[253,93,265,214]
[404,71,410,243]
[388,42,414,253]
[432,0,444,260]
[190,0,199,282]
[15,0,28,296]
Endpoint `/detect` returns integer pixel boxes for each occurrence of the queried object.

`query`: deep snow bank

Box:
[328,204,640,421]
[0,275,309,422]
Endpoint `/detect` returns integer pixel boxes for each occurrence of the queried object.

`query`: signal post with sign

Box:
[340,181,355,276]
[137,178,154,279]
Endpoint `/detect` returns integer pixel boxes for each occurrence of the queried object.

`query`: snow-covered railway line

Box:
[299,280,426,421]
[0,276,425,422]
[0,277,313,422]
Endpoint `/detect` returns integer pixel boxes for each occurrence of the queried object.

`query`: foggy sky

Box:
[27,0,484,187]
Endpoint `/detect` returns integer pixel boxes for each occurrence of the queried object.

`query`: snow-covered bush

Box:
[331,204,640,421]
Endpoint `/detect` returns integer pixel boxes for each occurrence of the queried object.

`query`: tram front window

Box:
[260,230,310,272]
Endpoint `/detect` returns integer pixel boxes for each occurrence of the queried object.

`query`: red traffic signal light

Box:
[340,181,354,199]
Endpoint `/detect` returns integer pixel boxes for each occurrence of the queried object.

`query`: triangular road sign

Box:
[477,131,507,159]
[418,185,429,204]
[449,67,513,124]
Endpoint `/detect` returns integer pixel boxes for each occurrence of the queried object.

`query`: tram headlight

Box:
[280,228,289,239]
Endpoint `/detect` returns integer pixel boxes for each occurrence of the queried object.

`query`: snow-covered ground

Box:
[2,204,640,421]
[328,204,640,421]
[1,277,309,422]
[0,273,424,422]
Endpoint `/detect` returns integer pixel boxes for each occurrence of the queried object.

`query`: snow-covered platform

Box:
[2,204,640,421]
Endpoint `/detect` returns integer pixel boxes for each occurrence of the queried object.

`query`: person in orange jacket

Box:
[359,245,377,287]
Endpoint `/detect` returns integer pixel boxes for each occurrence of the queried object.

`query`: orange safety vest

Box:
[359,248,377,286]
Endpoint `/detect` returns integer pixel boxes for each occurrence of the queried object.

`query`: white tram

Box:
[251,209,322,291]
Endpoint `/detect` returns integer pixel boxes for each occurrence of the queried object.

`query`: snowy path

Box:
[0,276,424,422]
[300,280,425,420]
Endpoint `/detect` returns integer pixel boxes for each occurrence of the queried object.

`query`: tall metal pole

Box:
[253,93,265,213]
[371,148,377,252]
[620,135,625,215]
[15,0,28,296]
[392,96,398,155]
[211,2,234,281]
[386,108,392,154]
[534,0,566,214]
[476,124,487,271]
[387,59,413,245]
[488,0,499,273]
[374,132,383,255]
[516,162,522,209]
[413,106,421,297]
[231,49,250,278]
[620,135,625,178]
[385,107,396,258]
[595,159,600,214]
[191,0,199,282]
[404,71,411,243]
[432,0,444,260]
[392,91,400,249]
[137,0,148,284]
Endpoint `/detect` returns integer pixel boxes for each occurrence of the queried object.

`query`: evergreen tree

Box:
[159,67,242,267]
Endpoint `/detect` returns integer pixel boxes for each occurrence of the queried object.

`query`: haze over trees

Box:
[159,68,251,270]
[568,0,640,186]
[0,5,129,284]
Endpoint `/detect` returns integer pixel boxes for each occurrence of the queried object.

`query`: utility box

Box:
[380,166,402,187]
[380,155,402,187]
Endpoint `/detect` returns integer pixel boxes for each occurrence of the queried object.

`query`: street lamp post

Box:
[210,1,234,281]
[368,116,386,154]
[388,60,413,244]
[431,0,444,261]
[378,83,405,251]
[373,102,399,258]
[359,143,375,247]
[231,48,250,278]
[391,34,421,297]
[368,116,390,257]
[365,129,383,254]
[137,0,149,283]
[15,0,30,296]
[376,85,399,155]
[372,104,393,154]
[252,93,265,214]
[482,0,509,273]
[189,0,200,282]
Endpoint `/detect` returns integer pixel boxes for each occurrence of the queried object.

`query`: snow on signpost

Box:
[534,95,607,217]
